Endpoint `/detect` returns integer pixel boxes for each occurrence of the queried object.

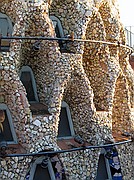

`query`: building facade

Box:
[0,0,133,179]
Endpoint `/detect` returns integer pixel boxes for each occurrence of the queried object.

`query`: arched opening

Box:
[20,66,49,115]
[96,148,122,180]
[20,66,39,103]
[29,156,55,180]
[0,103,17,144]
[0,12,13,52]
[50,16,64,38]
[58,101,75,139]
[96,150,112,180]
[50,15,69,53]
[27,155,66,180]
[61,71,96,143]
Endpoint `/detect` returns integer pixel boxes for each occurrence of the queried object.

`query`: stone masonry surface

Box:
[0,0,133,179]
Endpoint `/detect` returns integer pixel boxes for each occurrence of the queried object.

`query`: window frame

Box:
[50,15,64,38]
[58,101,75,139]
[50,16,71,53]
[96,149,112,180]
[0,103,18,145]
[29,156,56,180]
[0,12,13,35]
[20,66,39,103]
[0,12,13,51]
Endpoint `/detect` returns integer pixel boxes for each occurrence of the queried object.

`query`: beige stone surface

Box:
[0,0,133,179]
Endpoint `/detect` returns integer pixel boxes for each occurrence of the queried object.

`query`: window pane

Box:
[55,24,64,50]
[96,154,108,180]
[55,24,61,38]
[58,107,71,137]
[2,110,13,142]
[33,165,51,180]
[0,18,8,36]
[20,71,36,101]
[0,17,10,51]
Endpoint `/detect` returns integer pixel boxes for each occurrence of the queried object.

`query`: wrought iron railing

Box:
[125,26,134,49]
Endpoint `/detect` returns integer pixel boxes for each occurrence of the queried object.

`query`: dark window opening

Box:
[0,108,17,144]
[55,24,61,38]
[58,107,72,138]
[2,110,14,142]
[20,66,50,116]
[31,156,67,180]
[58,101,75,139]
[33,164,51,180]
[96,154,109,180]
[50,16,71,53]
[0,14,13,52]
[20,71,36,102]
[55,23,66,52]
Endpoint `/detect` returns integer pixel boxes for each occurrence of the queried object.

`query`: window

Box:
[96,152,112,180]
[58,101,75,139]
[96,148,122,180]
[20,66,39,103]
[50,16,66,52]
[28,156,66,180]
[0,104,17,144]
[0,12,13,51]
[28,156,55,180]
[20,66,50,115]
[50,16,64,38]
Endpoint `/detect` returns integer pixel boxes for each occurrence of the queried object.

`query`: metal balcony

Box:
[125,26,134,49]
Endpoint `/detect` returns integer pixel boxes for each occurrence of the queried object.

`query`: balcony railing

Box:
[125,26,134,49]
